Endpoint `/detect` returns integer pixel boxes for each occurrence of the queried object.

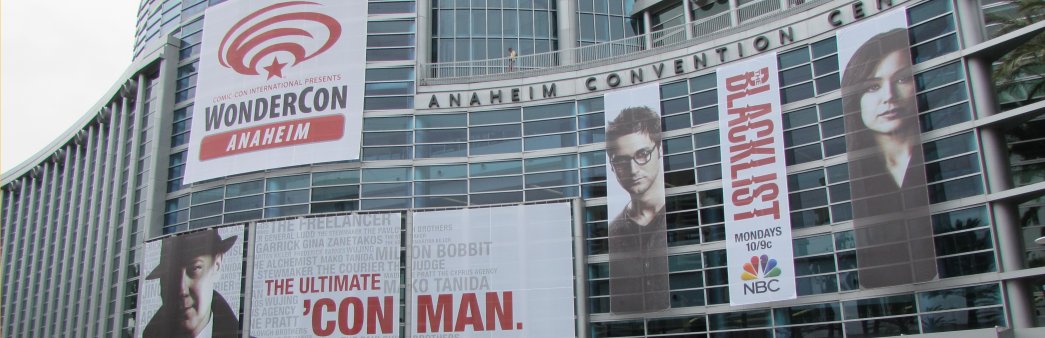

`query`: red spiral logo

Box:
[218,1,342,79]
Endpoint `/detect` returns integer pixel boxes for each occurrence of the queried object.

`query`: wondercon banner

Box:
[837,8,936,288]
[136,226,245,338]
[603,83,670,314]
[717,52,797,306]
[250,214,401,337]
[410,203,575,337]
[184,0,367,183]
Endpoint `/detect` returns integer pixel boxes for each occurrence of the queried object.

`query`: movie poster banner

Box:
[716,52,797,305]
[184,0,368,183]
[410,203,575,337]
[837,8,936,288]
[250,214,401,337]
[602,83,671,314]
[137,225,245,338]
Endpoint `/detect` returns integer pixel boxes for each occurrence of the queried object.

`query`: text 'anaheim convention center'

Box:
[3,0,1045,337]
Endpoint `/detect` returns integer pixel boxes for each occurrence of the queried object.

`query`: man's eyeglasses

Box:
[609,145,659,170]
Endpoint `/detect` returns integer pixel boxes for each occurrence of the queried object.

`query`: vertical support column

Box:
[643,10,653,50]
[243,220,259,337]
[572,198,589,338]
[956,0,1035,329]
[74,125,101,335]
[403,211,414,336]
[32,162,57,336]
[729,0,740,28]
[682,0,693,40]
[0,185,19,334]
[76,133,95,337]
[416,0,432,82]
[3,187,14,333]
[16,173,38,336]
[121,75,148,337]
[47,147,75,338]
[59,136,87,336]
[104,99,132,338]
[954,0,985,47]
[6,178,22,335]
[556,0,578,65]
[143,41,180,239]
[88,110,119,336]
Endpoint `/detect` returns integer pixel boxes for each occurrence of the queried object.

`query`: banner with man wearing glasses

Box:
[604,83,670,314]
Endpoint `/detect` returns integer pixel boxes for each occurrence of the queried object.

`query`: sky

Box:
[2,0,139,174]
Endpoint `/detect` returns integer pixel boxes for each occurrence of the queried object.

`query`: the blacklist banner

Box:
[717,53,797,305]
[410,203,575,338]
[250,214,401,337]
[837,8,936,288]
[184,0,367,183]
[137,226,245,338]
[602,83,670,315]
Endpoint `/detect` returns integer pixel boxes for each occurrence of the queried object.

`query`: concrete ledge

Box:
[964,21,1045,61]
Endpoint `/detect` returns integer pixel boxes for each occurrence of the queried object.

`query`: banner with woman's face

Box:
[837,8,937,289]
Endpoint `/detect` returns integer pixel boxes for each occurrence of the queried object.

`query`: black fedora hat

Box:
[145,229,238,280]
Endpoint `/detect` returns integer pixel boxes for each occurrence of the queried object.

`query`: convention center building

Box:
[3,0,1044,337]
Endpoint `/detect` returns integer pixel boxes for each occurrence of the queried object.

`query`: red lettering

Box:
[729,136,774,164]
[415,292,516,333]
[724,68,771,108]
[727,103,773,129]
[728,118,774,144]
[308,296,394,336]
[367,296,394,334]
[337,297,364,335]
[734,201,781,220]
[731,173,778,207]
[485,291,514,330]
[350,275,362,290]
[454,293,484,332]
[312,298,336,336]
[417,294,453,333]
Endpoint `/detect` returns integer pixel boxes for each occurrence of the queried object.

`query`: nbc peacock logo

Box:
[741,254,782,294]
[741,254,781,280]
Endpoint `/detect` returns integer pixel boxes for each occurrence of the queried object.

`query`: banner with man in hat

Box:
[137,226,245,338]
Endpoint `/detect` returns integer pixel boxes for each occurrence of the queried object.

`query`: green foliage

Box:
[989,0,1045,108]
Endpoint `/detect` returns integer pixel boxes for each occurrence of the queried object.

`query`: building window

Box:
[578,97,606,144]
[470,159,524,204]
[264,174,310,218]
[523,102,578,151]
[470,108,523,156]
[907,0,959,64]
[311,170,361,213]
[577,0,640,46]
[580,150,607,198]
[415,113,468,158]
[367,19,416,61]
[364,67,415,111]
[915,62,971,132]
[782,99,845,166]
[922,132,984,203]
[360,167,412,210]
[431,0,558,62]
[413,164,467,208]
[362,116,414,161]
[779,37,840,104]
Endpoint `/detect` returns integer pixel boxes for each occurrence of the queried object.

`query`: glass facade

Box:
[431,0,559,62]
[5,0,1045,337]
[577,0,641,46]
